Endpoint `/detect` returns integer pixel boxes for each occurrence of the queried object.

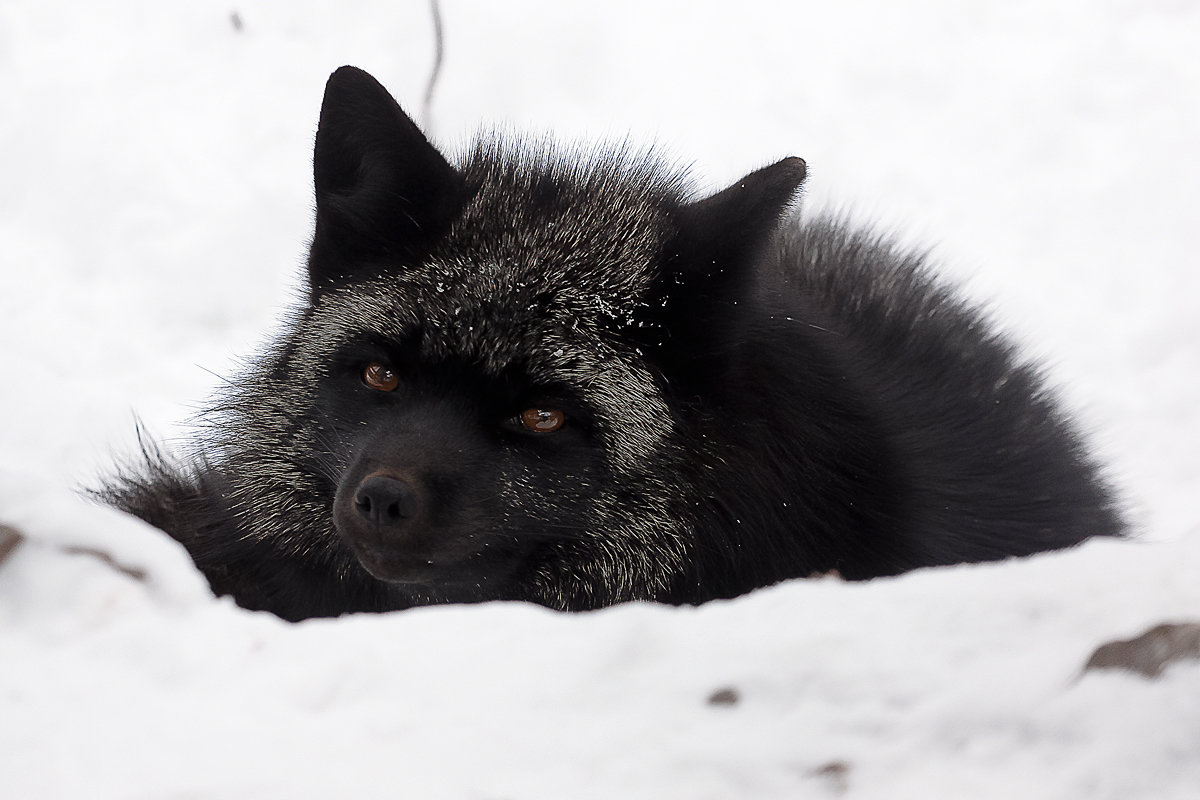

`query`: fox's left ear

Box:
[631,158,805,376]
[308,66,466,293]
[643,157,805,354]
[672,156,806,276]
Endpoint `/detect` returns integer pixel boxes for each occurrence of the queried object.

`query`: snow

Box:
[1,1,1198,796]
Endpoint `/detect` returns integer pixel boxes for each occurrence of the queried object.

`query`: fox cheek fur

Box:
[98,65,1123,621]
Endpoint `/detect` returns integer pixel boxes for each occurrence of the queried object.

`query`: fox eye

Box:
[362,362,399,392]
[520,408,566,433]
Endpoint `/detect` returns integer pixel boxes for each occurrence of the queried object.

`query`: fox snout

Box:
[352,472,421,529]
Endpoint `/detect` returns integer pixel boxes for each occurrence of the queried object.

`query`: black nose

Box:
[354,474,418,528]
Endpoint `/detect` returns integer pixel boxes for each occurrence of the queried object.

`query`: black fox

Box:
[103,66,1123,621]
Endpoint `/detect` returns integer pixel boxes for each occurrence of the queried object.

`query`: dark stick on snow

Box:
[421,0,445,132]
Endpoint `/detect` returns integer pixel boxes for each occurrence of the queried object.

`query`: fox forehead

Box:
[299,274,675,470]
[438,191,676,299]
[305,167,678,363]
[304,268,650,377]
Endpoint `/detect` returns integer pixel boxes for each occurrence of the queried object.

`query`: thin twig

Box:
[421,0,445,132]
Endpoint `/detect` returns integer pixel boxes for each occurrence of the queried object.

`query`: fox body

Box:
[105,67,1122,621]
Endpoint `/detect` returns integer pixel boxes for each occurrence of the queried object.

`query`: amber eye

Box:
[520,408,566,433]
[362,362,399,392]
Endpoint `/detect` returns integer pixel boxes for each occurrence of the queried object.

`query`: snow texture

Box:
[1,1,1198,797]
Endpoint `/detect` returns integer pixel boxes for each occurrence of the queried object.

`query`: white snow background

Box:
[2,1,1199,797]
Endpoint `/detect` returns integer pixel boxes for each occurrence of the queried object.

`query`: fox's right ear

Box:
[308,66,465,293]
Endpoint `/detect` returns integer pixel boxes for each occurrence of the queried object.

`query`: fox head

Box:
[216,67,806,609]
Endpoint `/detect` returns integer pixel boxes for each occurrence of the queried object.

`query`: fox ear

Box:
[308,66,465,292]
[640,157,806,359]
[673,156,807,278]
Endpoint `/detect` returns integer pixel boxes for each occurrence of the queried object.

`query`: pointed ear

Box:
[663,157,806,308]
[673,156,806,277]
[308,66,465,292]
[632,158,806,378]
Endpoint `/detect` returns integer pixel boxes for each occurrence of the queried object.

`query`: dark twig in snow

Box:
[421,0,445,132]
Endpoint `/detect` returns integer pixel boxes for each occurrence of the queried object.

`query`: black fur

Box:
[100,66,1123,621]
